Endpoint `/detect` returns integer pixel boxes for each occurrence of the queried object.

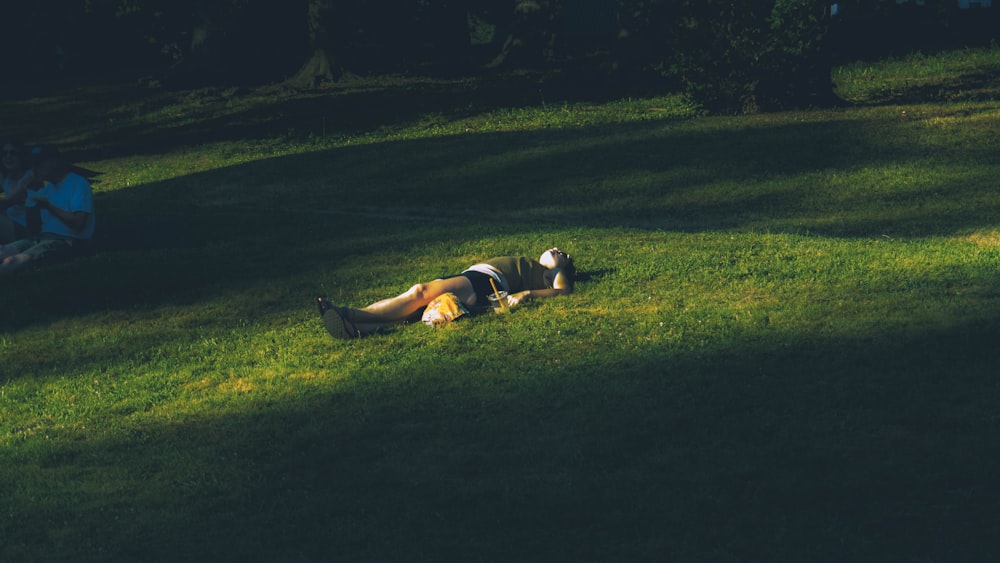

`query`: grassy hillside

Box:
[2,49,1000,561]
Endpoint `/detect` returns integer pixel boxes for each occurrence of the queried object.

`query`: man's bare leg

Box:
[0,253,32,276]
[352,276,477,323]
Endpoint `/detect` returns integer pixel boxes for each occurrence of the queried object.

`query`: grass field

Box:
[3,49,1000,561]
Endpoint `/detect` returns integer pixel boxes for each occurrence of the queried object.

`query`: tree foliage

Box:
[5,0,997,111]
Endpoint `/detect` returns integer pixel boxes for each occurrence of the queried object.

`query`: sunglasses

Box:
[2,149,18,157]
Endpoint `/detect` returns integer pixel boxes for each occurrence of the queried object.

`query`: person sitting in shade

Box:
[0,140,34,243]
[317,247,576,338]
[0,145,95,276]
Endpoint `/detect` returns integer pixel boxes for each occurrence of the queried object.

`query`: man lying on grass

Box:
[317,247,576,338]
[0,146,95,277]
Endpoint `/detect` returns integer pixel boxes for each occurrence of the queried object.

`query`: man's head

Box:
[29,145,68,182]
[540,247,576,291]
[540,247,572,270]
[2,141,24,173]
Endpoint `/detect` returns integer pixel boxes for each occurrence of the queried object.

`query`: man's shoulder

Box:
[65,172,91,186]
[57,172,93,195]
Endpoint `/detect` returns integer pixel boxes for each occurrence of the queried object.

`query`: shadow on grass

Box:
[3,71,641,163]
[851,64,1000,106]
[6,50,996,166]
[86,105,1000,237]
[83,107,1000,243]
[5,312,1000,562]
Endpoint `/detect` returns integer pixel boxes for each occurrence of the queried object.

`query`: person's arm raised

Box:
[0,172,35,209]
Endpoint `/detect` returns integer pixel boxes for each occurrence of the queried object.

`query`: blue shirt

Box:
[27,172,95,239]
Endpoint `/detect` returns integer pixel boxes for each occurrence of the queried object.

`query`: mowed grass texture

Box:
[2,50,1000,561]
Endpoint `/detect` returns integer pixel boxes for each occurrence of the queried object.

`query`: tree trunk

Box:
[486,0,557,69]
[287,0,343,88]
[801,2,841,108]
[156,1,229,86]
[289,47,342,88]
[188,4,224,72]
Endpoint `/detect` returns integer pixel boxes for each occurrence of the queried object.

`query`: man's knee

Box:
[407,283,429,300]
[3,252,30,265]
[0,252,31,274]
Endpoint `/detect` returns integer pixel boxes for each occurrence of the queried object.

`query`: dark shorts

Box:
[458,271,496,314]
[0,215,29,244]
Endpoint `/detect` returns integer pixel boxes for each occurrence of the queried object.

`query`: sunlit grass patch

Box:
[962,228,1000,247]
[833,46,1000,104]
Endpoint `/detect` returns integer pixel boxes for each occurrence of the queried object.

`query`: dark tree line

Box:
[4,1,997,111]
[830,0,999,61]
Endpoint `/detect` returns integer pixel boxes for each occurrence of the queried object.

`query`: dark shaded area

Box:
[5,1,999,112]
[830,1,1000,64]
[5,41,995,176]
[5,311,1000,561]
[3,72,658,165]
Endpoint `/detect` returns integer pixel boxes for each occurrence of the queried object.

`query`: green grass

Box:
[3,50,1000,561]
[833,46,1000,104]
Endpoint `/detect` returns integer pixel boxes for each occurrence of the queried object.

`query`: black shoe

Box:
[316,296,334,318]
[324,306,361,339]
